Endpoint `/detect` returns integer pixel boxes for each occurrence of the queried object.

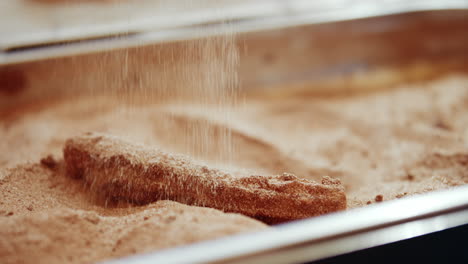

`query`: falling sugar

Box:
[103,13,239,164]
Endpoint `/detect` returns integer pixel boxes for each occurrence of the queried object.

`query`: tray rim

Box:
[104,184,468,264]
[1,0,467,65]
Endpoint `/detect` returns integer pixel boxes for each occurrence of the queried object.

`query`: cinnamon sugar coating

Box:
[64,132,346,223]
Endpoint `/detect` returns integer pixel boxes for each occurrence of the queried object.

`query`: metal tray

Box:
[2,8,468,110]
[1,3,467,263]
[1,0,468,65]
[106,9,468,263]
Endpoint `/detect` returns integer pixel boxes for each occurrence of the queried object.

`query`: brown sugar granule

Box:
[395,192,408,199]
[63,132,346,223]
[433,119,452,131]
[375,195,384,202]
[40,155,58,169]
[406,173,415,181]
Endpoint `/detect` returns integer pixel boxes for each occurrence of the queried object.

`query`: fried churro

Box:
[64,132,346,223]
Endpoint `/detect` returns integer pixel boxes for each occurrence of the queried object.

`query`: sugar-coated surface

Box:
[64,132,345,223]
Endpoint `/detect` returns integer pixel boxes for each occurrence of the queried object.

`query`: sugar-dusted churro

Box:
[64,132,346,223]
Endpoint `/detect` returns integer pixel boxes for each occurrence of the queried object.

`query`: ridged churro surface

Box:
[64,132,346,223]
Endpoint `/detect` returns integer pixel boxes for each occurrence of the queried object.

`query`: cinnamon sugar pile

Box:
[1,75,468,263]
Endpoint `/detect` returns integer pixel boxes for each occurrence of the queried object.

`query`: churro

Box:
[64,132,346,223]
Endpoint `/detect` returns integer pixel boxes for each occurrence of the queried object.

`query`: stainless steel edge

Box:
[231,210,468,264]
[1,0,467,65]
[104,185,468,264]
